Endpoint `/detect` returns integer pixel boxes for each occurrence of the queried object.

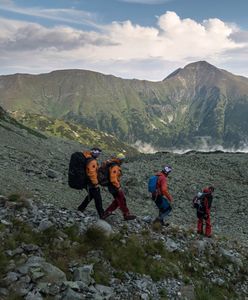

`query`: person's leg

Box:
[90,187,104,218]
[158,197,171,224]
[104,189,119,214]
[205,213,212,237]
[78,190,92,212]
[116,189,130,216]
[197,217,204,234]
[159,206,172,225]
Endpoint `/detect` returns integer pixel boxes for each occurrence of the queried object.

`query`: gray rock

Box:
[17,256,66,283]
[38,219,54,231]
[46,169,59,179]
[95,284,113,298]
[61,287,85,300]
[165,238,179,252]
[92,220,113,237]
[73,265,94,285]
[4,271,20,285]
[25,290,43,300]
[219,248,243,268]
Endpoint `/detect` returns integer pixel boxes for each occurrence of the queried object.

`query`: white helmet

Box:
[163,165,172,174]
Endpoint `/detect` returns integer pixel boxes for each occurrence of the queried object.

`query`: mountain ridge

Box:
[0,61,248,149]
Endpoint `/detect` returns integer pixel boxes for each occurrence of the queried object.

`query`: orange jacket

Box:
[83,151,99,185]
[156,172,173,202]
[109,159,122,189]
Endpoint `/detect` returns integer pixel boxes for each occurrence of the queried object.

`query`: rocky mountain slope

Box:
[0,61,248,149]
[1,103,248,299]
[0,195,247,300]
[1,106,248,243]
[10,112,138,156]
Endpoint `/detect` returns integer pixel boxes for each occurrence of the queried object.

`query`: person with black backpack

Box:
[149,165,173,226]
[193,186,215,238]
[68,147,104,218]
[101,153,136,221]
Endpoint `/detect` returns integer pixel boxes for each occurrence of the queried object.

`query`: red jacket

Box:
[202,187,213,214]
[155,172,173,202]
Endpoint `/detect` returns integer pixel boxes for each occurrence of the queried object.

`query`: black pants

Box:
[78,187,104,217]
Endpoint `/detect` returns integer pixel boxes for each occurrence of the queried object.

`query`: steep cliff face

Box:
[1,61,248,149]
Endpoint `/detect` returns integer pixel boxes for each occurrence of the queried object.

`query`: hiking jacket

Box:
[109,159,122,189]
[155,172,173,202]
[202,187,213,213]
[83,151,99,186]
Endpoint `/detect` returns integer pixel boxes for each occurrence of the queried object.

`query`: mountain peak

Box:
[184,60,219,71]
[164,60,222,82]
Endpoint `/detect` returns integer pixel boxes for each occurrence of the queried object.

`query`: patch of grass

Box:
[63,225,80,242]
[195,284,237,300]
[84,227,109,249]
[0,251,9,279]
[93,262,111,285]
[151,221,162,232]
[159,289,168,300]
[113,270,126,281]
[8,193,22,202]
[6,293,23,300]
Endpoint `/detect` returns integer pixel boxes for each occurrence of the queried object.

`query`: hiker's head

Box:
[90,147,102,158]
[162,165,172,176]
[203,186,215,194]
[116,153,126,163]
[208,186,215,193]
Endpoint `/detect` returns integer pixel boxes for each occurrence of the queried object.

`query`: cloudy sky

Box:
[0,0,248,80]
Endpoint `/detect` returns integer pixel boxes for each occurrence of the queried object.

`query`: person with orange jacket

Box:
[102,153,136,221]
[152,165,173,226]
[197,186,215,238]
[77,148,104,218]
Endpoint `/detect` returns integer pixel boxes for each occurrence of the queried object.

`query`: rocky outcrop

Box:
[0,195,247,299]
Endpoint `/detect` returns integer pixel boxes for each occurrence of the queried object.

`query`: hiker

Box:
[77,147,105,218]
[196,186,215,238]
[151,165,173,226]
[102,153,136,221]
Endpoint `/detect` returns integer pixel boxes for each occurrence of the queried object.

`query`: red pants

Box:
[105,189,130,216]
[197,213,212,237]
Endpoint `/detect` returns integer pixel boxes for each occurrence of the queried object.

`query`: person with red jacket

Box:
[77,148,104,218]
[152,165,173,226]
[102,153,136,221]
[197,186,215,237]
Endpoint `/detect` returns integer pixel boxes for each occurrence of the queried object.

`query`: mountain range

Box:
[0,61,248,150]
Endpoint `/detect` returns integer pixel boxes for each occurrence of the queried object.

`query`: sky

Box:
[0,0,248,81]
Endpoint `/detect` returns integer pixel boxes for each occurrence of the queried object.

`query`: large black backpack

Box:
[98,161,117,186]
[68,152,92,190]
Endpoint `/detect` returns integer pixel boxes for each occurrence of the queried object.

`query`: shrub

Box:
[84,227,108,249]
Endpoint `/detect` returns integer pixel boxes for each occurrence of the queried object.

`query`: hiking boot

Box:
[124,214,136,221]
[101,211,112,220]
[197,230,204,235]
[161,220,170,227]
[77,206,85,213]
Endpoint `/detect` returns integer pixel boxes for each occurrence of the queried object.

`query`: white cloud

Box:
[0,11,247,80]
[0,2,99,28]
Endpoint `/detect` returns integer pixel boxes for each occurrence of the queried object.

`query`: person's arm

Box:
[160,177,173,202]
[109,165,121,189]
[86,159,98,186]
[207,195,213,209]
